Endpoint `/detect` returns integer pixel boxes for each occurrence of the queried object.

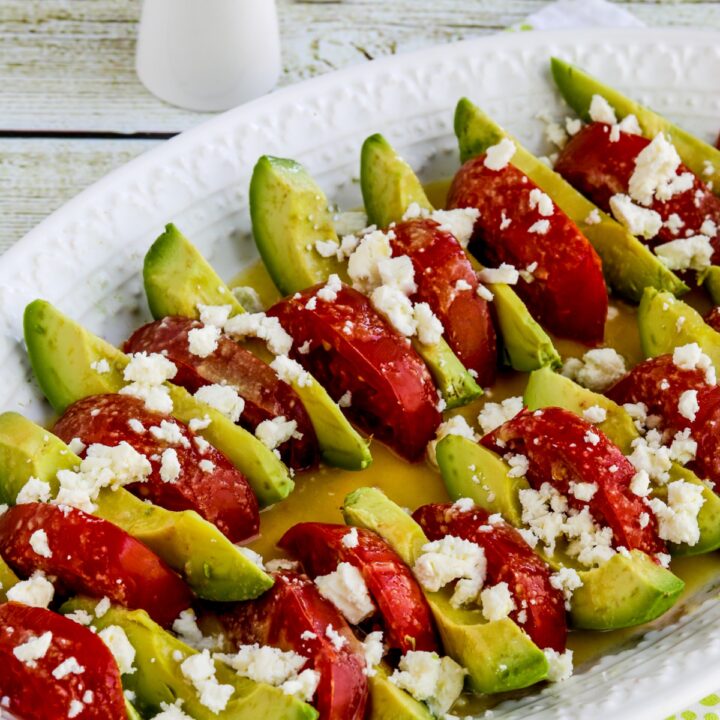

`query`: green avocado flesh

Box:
[342,487,549,694]
[703,266,720,305]
[23,299,293,507]
[454,97,688,303]
[433,424,687,627]
[125,700,142,720]
[368,668,434,720]
[0,552,19,601]
[0,412,272,600]
[550,57,720,196]
[249,154,481,410]
[144,225,371,471]
[523,368,720,556]
[359,132,560,373]
[60,599,318,720]
[638,288,720,369]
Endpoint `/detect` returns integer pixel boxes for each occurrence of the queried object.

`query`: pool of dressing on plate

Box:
[234,179,720,714]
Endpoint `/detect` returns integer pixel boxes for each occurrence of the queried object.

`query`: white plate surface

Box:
[2,28,720,720]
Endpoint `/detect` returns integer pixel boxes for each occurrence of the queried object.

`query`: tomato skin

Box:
[219,571,368,720]
[53,393,259,543]
[124,317,319,471]
[0,504,192,627]
[555,123,720,260]
[0,602,126,720]
[705,307,720,333]
[389,218,497,386]
[447,156,607,344]
[412,503,567,652]
[278,522,438,654]
[268,283,441,461]
[481,407,666,556]
[606,354,720,489]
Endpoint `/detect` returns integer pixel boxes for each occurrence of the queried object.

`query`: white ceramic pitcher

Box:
[135,0,282,112]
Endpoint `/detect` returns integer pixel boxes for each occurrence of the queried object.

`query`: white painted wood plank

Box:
[1,0,718,134]
[0,138,159,252]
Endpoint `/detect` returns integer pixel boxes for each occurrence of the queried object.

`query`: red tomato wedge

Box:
[124,317,319,471]
[0,602,126,720]
[705,307,720,333]
[389,218,497,386]
[447,155,608,344]
[278,522,439,654]
[0,504,192,627]
[268,283,441,461]
[412,503,567,652]
[219,570,368,720]
[606,354,720,489]
[555,122,720,259]
[53,393,259,543]
[481,407,666,555]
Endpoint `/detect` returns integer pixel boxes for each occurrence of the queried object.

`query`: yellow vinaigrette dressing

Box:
[232,181,720,712]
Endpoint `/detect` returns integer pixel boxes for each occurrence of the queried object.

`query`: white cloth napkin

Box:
[518,0,646,31]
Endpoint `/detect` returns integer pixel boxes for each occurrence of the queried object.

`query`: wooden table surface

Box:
[1,0,719,252]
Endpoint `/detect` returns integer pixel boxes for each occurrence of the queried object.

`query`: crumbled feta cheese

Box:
[483,137,516,171]
[149,420,190,448]
[569,481,598,502]
[316,273,343,302]
[623,401,649,432]
[128,418,145,434]
[647,480,705,545]
[159,448,181,483]
[371,285,416,336]
[197,304,232,328]
[609,194,662,239]
[52,656,85,679]
[377,256,417,295]
[153,701,194,720]
[454,279,473,293]
[98,625,136,675]
[665,213,685,234]
[314,562,376,624]
[68,699,84,718]
[334,211,369,237]
[16,477,52,504]
[223,313,293,356]
[544,649,574,682]
[199,459,215,473]
[561,348,626,392]
[589,95,617,125]
[583,431,600,446]
[566,117,583,136]
[341,527,359,548]
[188,324,221,358]
[338,390,352,408]
[480,582,515,621]
[628,430,672,484]
[414,302,444,346]
[232,286,264,313]
[315,239,341,258]
[669,428,697,465]
[451,497,475,513]
[324,625,347,651]
[180,650,234,714]
[172,609,221,651]
[505,453,529,478]
[216,644,307,687]
[477,263,519,285]
[673,343,716,385]
[427,415,477,466]
[91,358,110,374]
[361,630,385,677]
[549,568,583,610]
[389,651,465,717]
[528,219,550,235]
[270,355,313,388]
[68,437,86,455]
[347,229,393,293]
[655,235,714,272]
[477,396,524,435]
[585,208,601,225]
[701,218,718,238]
[528,188,554,217]
[413,535,486,608]
[255,416,299,450]
[430,208,480,248]
[94,596,110,618]
[120,352,177,414]
[29,529,52,559]
[678,389,700,422]
[582,405,607,424]
[194,384,245,423]
[476,283,494,301]
[628,133,682,206]
[656,172,695,202]
[13,631,52,667]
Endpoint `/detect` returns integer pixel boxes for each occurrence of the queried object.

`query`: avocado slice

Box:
[0,412,273,600]
[638,287,720,369]
[342,487,549,694]
[523,368,720,557]
[0,552,19,602]
[249,155,481,409]
[125,699,143,720]
[367,667,434,720]
[23,299,293,507]
[550,57,720,196]
[60,599,318,720]
[359,132,560,372]
[435,435,528,526]
[454,98,688,302]
[703,266,720,305]
[144,225,371,471]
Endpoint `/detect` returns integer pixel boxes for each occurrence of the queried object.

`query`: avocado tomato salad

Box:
[2,59,720,720]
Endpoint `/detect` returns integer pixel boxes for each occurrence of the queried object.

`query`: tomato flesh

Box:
[447,155,608,344]
[268,283,441,461]
[124,317,319,471]
[389,218,497,386]
[218,570,368,720]
[412,503,567,651]
[0,602,126,720]
[0,503,192,627]
[481,407,666,555]
[278,522,439,654]
[53,393,259,543]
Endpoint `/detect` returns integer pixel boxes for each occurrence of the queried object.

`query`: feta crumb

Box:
[655,235,714,272]
[194,384,244,423]
[7,571,54,608]
[314,562,376,624]
[669,428,697,465]
[569,481,598,502]
[583,405,607,424]
[480,582,515,621]
[628,133,682,206]
[128,418,145,434]
[255,416,299,450]
[678,389,700,422]
[561,348,626,392]
[317,273,343,302]
[153,700,194,720]
[342,527,359,548]
[566,117,583,136]
[120,352,177,414]
[628,430,672,484]
[528,188,554,217]
[91,358,110,374]
[223,312,293,356]
[414,302,444,346]
[477,263,519,285]
[347,229,393,293]
[361,630,384,677]
[68,699,84,718]
[505,453,529,478]
[647,480,705,545]
[216,643,307,687]
[160,448,181,483]
[52,656,85,679]
[589,95,617,125]
[476,283,494,301]
[334,210,369,237]
[68,437,86,455]
[430,208,480,248]
[672,343,716,385]
[584,431,600,446]
[338,390,352,408]
[609,194,662,239]
[477,396,523,435]
[544,648,574,682]
[371,285,416,336]
[199,459,215,473]
[315,239,341,258]
[528,219,550,235]
[180,650,234,713]
[483,138,516,171]
[13,631,52,667]
[188,324,221,358]
[270,355,312,388]
[377,256,417,295]
[549,567,583,610]
[98,625,136,675]
[451,497,475,513]
[16,476,52,504]
[324,625,347,651]
[29,529,52,558]
[197,304,233,328]
[149,420,189,448]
